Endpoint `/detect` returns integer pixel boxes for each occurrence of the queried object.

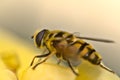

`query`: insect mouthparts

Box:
[31,35,34,39]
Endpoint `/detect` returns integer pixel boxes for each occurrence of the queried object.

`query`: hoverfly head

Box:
[32,29,49,48]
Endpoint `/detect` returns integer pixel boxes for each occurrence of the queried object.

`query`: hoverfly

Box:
[30,29,115,76]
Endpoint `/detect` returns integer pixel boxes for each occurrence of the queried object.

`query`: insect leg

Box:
[30,53,50,66]
[32,52,55,69]
[57,58,62,64]
[100,63,115,73]
[32,57,48,69]
[67,59,79,76]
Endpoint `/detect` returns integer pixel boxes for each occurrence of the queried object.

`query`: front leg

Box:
[30,53,50,66]
[32,51,56,69]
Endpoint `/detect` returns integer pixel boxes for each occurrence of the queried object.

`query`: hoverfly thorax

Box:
[32,29,49,48]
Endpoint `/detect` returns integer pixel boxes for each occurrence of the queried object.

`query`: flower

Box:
[0,28,119,80]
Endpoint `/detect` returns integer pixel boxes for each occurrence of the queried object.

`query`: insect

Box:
[30,29,115,76]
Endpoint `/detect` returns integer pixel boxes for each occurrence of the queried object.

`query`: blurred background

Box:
[0,0,120,75]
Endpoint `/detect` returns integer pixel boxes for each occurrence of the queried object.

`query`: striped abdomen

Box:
[79,42,102,65]
[70,40,102,65]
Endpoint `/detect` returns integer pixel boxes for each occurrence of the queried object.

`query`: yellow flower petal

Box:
[76,61,120,80]
[21,63,76,80]
[0,52,20,72]
[0,68,17,80]
[0,28,36,79]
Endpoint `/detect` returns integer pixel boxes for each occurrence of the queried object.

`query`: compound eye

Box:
[35,29,47,47]
[35,32,42,47]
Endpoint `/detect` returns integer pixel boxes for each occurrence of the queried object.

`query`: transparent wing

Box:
[73,32,114,43]
[77,36,115,43]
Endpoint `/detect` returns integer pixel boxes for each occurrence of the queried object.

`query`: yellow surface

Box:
[21,63,76,80]
[0,58,17,80]
[0,28,119,80]
[0,52,20,72]
[0,28,36,79]
[0,68,17,80]
[76,61,120,80]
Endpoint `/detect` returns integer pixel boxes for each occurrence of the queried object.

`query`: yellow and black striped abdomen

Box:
[81,43,102,65]
[71,40,102,65]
